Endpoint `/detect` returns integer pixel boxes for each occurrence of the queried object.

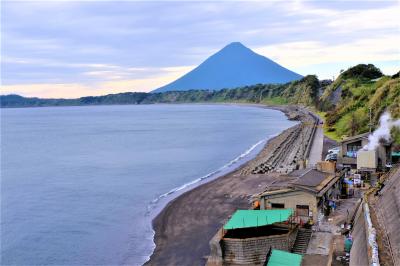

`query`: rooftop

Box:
[341,132,392,146]
[259,188,295,196]
[223,209,293,230]
[267,249,303,266]
[291,169,338,195]
[288,168,311,177]
[257,169,338,198]
[292,169,332,187]
[341,132,370,143]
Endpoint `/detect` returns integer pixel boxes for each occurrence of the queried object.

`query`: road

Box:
[307,120,324,167]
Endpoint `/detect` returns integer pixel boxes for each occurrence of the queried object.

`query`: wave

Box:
[146,135,276,213]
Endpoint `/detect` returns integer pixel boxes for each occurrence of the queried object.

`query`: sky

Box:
[1,0,399,98]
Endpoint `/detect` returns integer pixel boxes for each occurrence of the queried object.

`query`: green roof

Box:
[392,152,400,157]
[223,209,293,230]
[267,249,303,266]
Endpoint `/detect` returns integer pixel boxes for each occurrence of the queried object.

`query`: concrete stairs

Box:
[292,228,312,254]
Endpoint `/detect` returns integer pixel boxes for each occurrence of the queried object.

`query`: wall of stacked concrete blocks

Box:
[221,227,298,265]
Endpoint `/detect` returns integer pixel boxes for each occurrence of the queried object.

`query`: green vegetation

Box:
[1,64,398,145]
[321,64,399,144]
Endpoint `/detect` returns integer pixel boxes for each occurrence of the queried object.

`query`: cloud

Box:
[1,65,194,98]
[2,1,399,97]
[326,5,400,32]
[254,35,400,68]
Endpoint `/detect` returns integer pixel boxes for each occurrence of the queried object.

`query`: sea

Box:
[1,104,296,265]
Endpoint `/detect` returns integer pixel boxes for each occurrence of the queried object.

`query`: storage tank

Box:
[357,150,377,169]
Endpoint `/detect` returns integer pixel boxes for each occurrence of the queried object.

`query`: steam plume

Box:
[364,111,400,151]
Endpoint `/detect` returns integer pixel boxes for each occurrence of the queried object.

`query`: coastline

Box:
[145,104,310,266]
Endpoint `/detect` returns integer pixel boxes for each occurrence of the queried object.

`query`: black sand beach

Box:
[145,105,321,266]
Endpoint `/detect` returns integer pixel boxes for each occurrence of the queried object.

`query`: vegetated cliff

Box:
[320,64,400,145]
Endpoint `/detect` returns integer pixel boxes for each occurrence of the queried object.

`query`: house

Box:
[207,209,298,266]
[337,132,392,171]
[254,166,341,223]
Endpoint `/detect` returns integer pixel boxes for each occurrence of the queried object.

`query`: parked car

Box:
[328,147,340,154]
[325,153,338,161]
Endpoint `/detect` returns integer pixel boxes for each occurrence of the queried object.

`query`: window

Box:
[346,141,362,158]
[271,203,285,209]
[296,205,309,216]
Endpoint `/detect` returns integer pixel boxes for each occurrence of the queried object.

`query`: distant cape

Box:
[152,42,302,93]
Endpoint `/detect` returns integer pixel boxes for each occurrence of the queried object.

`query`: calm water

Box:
[1,104,296,265]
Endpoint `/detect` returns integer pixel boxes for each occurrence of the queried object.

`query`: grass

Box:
[261,96,288,105]
[310,108,342,142]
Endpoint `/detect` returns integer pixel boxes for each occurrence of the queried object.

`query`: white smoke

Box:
[363,111,400,151]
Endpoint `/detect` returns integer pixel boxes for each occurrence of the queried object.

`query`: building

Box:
[337,132,392,171]
[392,151,400,164]
[254,167,341,223]
[207,209,298,266]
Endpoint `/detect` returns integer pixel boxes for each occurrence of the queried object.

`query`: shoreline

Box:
[142,133,271,264]
[145,136,271,220]
[145,104,312,266]
[144,103,295,219]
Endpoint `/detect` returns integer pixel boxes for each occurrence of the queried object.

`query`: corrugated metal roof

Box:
[290,169,338,195]
[223,209,293,230]
[293,169,332,187]
[341,132,370,143]
[261,188,295,196]
[267,249,303,266]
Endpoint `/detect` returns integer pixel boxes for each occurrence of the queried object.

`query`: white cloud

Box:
[326,6,400,32]
[255,35,400,68]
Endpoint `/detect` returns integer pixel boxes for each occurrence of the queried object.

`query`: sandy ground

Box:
[145,172,282,266]
[145,106,316,266]
[145,138,292,265]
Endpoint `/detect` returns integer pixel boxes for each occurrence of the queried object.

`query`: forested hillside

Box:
[0,75,321,107]
[1,64,398,144]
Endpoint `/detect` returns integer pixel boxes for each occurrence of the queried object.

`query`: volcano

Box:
[152,42,302,93]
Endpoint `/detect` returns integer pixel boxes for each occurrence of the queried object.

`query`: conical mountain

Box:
[152,42,302,93]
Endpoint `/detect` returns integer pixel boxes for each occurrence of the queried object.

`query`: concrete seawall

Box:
[241,107,318,175]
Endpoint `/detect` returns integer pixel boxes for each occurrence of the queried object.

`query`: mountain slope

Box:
[319,64,400,143]
[152,42,302,93]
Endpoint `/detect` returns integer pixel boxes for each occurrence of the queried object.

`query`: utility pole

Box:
[368,107,373,133]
